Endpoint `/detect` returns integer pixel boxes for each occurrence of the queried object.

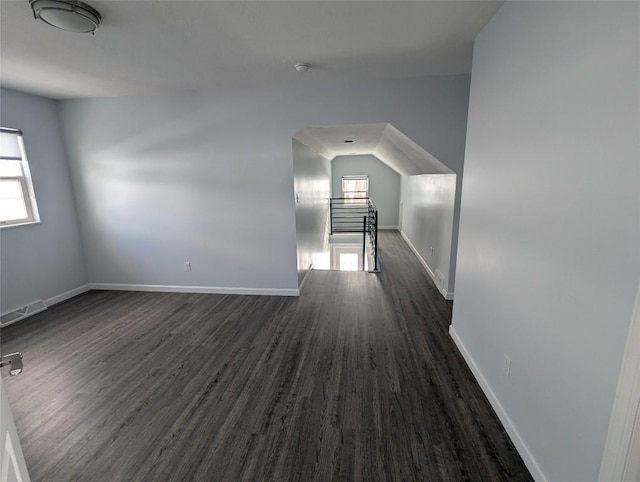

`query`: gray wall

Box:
[0,88,87,312]
[400,174,456,296]
[293,139,331,284]
[451,3,640,481]
[331,154,400,228]
[58,75,470,292]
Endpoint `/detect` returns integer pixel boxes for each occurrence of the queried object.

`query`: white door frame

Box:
[1,377,30,481]
[599,280,640,481]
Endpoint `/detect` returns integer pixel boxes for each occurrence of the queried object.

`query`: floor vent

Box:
[1,299,47,327]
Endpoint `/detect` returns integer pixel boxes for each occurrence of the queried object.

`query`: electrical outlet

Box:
[184,262,191,272]
[503,353,511,377]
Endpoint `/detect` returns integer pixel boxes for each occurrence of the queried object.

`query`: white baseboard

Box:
[88,283,300,297]
[45,284,91,307]
[0,281,298,327]
[449,326,548,482]
[1,284,91,327]
[399,231,453,300]
[298,264,313,293]
[401,230,435,277]
[1,284,90,316]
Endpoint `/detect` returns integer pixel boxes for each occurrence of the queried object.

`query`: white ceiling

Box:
[0,0,503,99]
[295,124,388,158]
[295,123,453,175]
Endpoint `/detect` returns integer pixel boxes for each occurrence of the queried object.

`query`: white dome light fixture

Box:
[295,63,310,73]
[30,0,102,34]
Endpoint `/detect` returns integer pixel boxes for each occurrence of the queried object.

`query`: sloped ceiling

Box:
[0,1,503,99]
[294,123,453,176]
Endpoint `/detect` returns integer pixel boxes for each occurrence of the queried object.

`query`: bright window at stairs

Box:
[342,175,368,202]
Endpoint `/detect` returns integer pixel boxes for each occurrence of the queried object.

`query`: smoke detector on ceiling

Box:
[295,63,310,73]
[30,0,102,34]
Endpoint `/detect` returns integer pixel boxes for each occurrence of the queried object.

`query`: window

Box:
[341,175,368,202]
[0,128,40,227]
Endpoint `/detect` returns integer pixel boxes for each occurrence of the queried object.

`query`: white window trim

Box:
[341,175,369,201]
[0,129,41,228]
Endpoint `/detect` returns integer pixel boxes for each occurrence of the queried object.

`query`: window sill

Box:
[0,220,41,230]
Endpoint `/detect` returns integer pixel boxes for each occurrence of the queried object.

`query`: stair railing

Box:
[330,197,379,271]
[366,199,379,272]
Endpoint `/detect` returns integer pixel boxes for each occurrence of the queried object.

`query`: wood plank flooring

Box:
[1,231,532,481]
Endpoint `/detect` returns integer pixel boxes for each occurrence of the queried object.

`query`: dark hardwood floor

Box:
[1,231,532,481]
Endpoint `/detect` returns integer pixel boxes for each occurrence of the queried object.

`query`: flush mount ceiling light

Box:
[30,0,102,34]
[294,63,310,72]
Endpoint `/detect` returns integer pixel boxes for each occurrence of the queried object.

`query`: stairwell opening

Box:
[292,123,458,300]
